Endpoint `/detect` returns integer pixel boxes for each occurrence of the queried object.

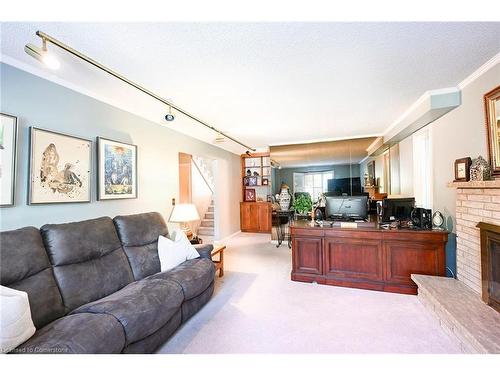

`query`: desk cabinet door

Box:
[324,238,383,281]
[384,240,445,285]
[292,237,323,275]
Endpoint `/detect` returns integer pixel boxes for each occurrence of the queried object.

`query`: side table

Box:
[211,244,226,277]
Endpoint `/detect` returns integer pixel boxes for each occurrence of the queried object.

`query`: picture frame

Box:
[454,157,472,182]
[243,175,258,186]
[0,113,18,207]
[262,178,269,186]
[367,160,375,186]
[97,137,138,200]
[244,188,256,202]
[29,127,92,204]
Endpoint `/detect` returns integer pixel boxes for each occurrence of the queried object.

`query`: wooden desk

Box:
[290,221,447,295]
[211,244,226,277]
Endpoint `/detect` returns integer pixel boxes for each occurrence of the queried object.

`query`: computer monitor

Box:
[325,195,368,220]
[380,197,415,223]
[327,178,362,195]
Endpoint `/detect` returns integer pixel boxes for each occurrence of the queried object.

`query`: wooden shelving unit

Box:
[240,152,272,233]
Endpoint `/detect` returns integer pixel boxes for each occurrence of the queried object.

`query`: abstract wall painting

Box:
[29,127,91,204]
[97,137,137,200]
[0,113,18,206]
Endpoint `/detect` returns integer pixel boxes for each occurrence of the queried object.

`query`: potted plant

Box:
[293,194,312,215]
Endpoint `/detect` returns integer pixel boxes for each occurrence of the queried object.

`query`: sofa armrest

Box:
[193,244,213,260]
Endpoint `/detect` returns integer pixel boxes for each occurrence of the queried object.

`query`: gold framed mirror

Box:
[484,85,500,177]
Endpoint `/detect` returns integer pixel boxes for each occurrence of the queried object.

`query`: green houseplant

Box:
[293,194,313,214]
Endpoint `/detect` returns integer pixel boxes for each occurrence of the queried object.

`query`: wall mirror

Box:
[485,85,500,177]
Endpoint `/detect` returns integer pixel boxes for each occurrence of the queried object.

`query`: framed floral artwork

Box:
[97,137,137,200]
[244,188,256,202]
[28,127,92,204]
[0,113,18,206]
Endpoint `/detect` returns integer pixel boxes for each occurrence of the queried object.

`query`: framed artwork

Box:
[244,188,256,202]
[0,113,18,206]
[367,160,375,186]
[454,157,472,182]
[262,178,269,186]
[97,137,137,200]
[29,127,92,204]
[243,175,258,186]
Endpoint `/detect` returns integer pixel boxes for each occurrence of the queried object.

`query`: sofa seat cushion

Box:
[14,313,125,354]
[71,278,183,345]
[146,258,215,300]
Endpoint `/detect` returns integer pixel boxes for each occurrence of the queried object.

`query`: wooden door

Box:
[258,204,271,232]
[323,237,383,282]
[292,237,323,275]
[240,203,259,232]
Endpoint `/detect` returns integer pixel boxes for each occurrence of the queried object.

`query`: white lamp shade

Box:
[169,204,200,223]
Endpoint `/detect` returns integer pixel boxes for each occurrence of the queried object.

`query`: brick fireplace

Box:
[448,180,500,294]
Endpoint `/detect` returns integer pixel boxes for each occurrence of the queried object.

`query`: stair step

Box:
[198,227,214,235]
[201,219,214,227]
[205,212,214,219]
[207,205,215,212]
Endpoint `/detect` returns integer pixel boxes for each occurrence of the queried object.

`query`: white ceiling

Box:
[1,22,499,154]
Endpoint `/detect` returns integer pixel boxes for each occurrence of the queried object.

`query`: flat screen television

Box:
[325,195,368,220]
[327,178,362,195]
[380,197,415,223]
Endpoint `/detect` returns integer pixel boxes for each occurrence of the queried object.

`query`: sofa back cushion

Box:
[0,227,66,328]
[113,212,168,280]
[41,217,134,311]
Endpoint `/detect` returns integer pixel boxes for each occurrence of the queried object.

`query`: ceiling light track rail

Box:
[34,31,256,151]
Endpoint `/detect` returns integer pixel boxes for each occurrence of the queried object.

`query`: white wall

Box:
[431,62,500,232]
[0,63,241,238]
[398,137,414,197]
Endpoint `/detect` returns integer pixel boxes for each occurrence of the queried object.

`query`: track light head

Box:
[165,106,175,122]
[214,133,226,144]
[24,40,60,70]
[245,150,252,156]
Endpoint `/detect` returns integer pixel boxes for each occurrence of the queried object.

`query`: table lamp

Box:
[169,203,200,239]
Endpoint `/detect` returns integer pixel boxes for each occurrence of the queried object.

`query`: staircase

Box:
[191,155,216,243]
[198,197,215,241]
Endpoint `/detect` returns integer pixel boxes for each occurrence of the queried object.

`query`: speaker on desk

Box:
[410,208,432,229]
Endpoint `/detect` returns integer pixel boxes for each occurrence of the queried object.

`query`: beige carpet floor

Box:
[157,233,462,353]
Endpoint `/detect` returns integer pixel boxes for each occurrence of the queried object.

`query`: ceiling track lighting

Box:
[165,106,175,122]
[214,132,226,144]
[24,30,256,152]
[24,37,60,70]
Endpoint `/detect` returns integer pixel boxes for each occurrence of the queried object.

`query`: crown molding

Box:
[458,51,500,90]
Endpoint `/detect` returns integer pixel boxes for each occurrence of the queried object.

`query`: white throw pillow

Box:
[0,286,36,354]
[157,230,200,272]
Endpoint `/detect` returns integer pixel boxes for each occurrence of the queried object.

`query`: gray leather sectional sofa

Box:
[0,212,215,353]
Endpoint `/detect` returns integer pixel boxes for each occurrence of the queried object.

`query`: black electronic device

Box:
[325,195,368,220]
[410,207,433,229]
[379,197,415,223]
[327,178,362,195]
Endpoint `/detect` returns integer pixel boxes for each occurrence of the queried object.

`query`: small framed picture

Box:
[29,127,92,204]
[1,113,18,206]
[262,178,269,186]
[454,157,472,182]
[244,188,256,202]
[243,175,258,186]
[97,137,137,200]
